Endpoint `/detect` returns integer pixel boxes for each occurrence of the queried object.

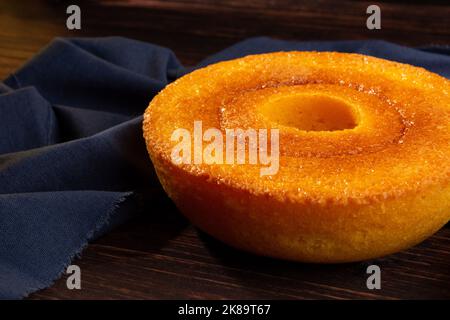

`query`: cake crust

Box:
[143,52,450,262]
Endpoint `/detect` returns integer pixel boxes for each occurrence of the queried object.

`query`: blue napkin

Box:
[1,37,449,299]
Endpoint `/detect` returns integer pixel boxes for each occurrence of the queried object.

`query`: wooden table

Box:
[1,0,449,299]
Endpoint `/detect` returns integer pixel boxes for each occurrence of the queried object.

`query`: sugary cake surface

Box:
[143,52,450,262]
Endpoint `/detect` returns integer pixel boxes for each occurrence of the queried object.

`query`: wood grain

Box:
[0,0,449,299]
[31,210,450,300]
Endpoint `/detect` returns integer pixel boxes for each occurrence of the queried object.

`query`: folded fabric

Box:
[1,37,449,299]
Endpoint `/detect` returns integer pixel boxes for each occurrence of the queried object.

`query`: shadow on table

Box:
[196,226,450,299]
[197,230,386,299]
[95,187,190,254]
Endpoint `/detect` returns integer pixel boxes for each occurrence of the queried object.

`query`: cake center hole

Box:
[261,94,358,131]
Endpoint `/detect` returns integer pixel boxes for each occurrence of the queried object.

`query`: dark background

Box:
[0,0,449,299]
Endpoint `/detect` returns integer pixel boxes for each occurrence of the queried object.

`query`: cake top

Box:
[143,52,450,205]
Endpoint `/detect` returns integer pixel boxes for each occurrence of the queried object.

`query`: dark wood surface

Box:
[1,0,449,299]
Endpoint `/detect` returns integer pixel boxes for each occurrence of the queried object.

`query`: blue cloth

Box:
[1,37,449,299]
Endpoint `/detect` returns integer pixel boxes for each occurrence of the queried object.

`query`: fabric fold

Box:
[0,37,183,299]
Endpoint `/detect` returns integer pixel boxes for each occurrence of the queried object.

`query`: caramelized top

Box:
[143,52,450,205]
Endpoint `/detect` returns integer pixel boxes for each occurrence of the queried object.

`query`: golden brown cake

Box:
[143,52,450,263]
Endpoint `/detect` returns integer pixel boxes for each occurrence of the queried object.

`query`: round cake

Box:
[143,52,450,263]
